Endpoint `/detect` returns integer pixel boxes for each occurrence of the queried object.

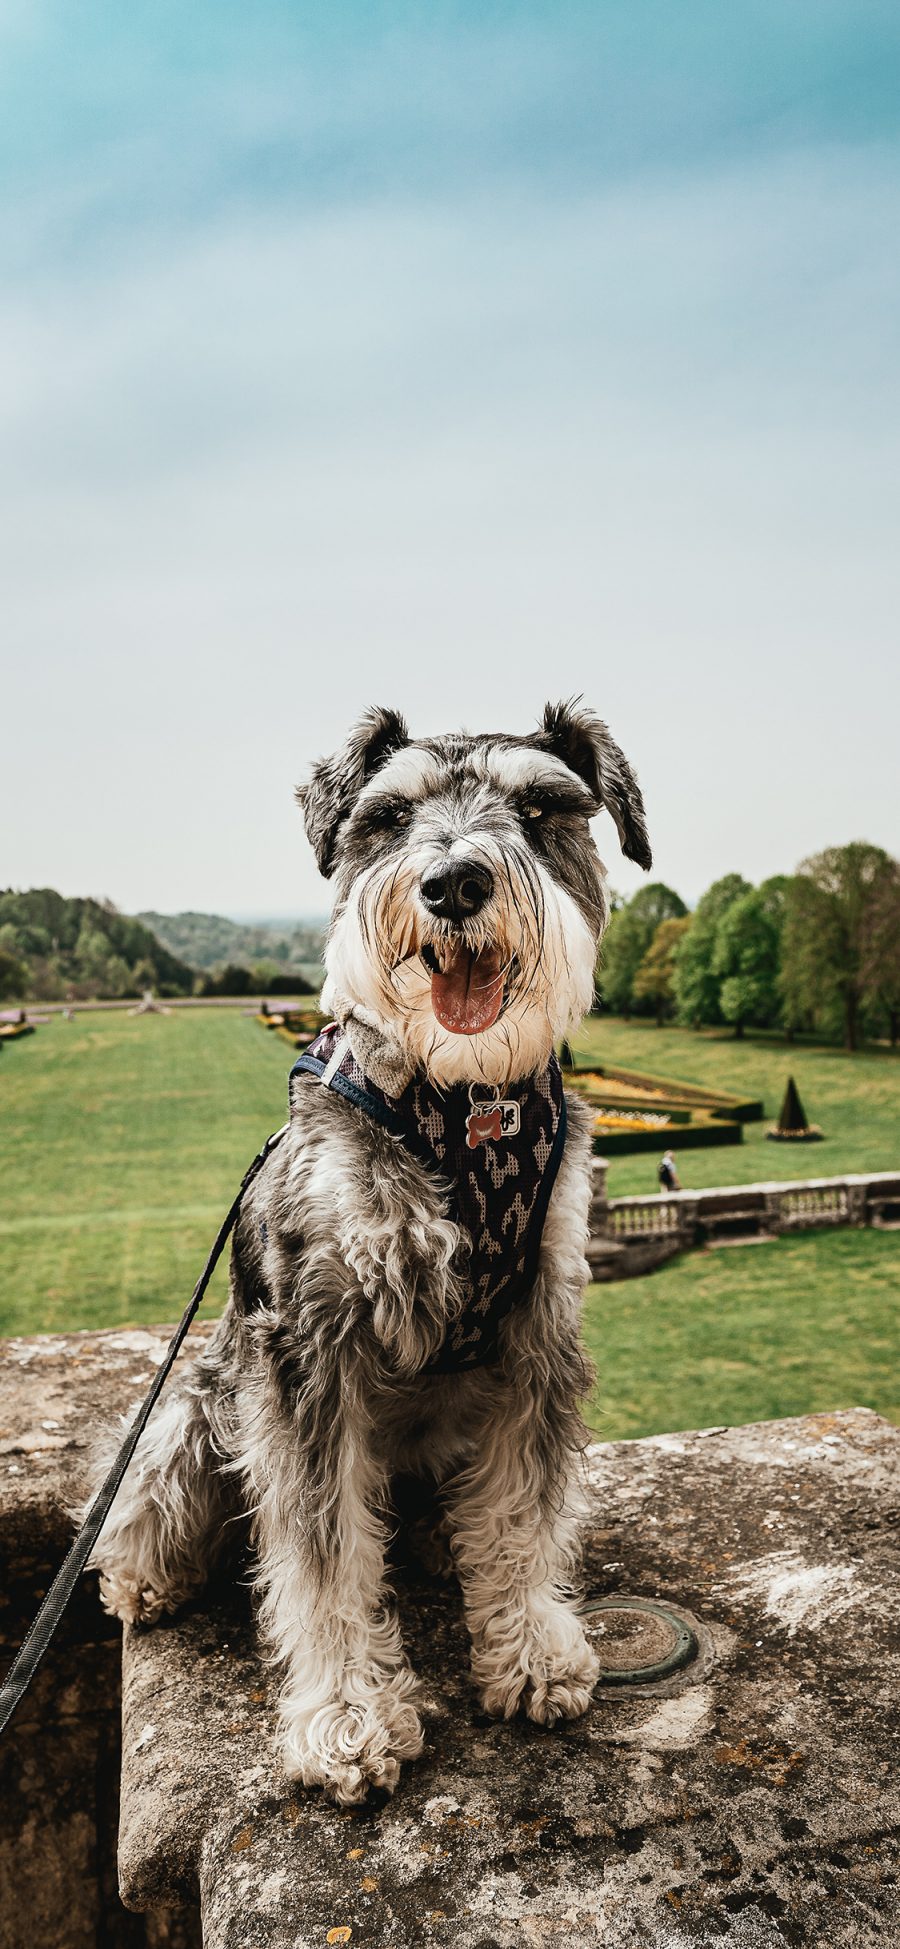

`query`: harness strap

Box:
[319,1033,350,1087]
[0,1120,289,1738]
[292,1030,569,1375]
[293,1043,411,1143]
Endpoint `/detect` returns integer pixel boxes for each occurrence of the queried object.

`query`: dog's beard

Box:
[323,837,603,1087]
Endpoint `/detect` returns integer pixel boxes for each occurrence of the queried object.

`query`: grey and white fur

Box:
[90,700,651,1804]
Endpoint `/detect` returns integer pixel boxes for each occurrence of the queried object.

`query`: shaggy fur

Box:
[90,698,650,1804]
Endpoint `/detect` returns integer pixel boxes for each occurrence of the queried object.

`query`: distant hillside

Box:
[0,889,195,1001]
[137,909,326,978]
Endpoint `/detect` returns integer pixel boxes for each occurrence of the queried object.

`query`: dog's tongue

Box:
[430,943,505,1035]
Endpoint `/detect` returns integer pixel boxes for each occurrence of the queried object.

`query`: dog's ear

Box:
[538,698,652,869]
[297,707,410,876]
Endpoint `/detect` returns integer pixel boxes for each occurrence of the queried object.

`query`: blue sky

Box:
[2,2,898,913]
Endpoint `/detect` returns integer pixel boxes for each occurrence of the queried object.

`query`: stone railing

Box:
[2,1328,898,1946]
[588,1164,900,1276]
[606,1195,684,1238]
[775,1180,860,1228]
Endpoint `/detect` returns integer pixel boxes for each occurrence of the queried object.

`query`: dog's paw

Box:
[98,1570,177,1628]
[294,1738,403,1806]
[476,1611,599,1726]
[281,1688,424,1806]
[523,1638,600,1727]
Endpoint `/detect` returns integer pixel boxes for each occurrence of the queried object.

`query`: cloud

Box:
[1,6,898,911]
[2,1,899,273]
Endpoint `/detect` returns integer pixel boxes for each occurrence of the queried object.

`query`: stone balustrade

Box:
[588,1165,900,1277]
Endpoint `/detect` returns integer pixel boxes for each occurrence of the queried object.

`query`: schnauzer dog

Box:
[92,700,650,1804]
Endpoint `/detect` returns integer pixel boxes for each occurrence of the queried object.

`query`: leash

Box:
[0,1120,289,1737]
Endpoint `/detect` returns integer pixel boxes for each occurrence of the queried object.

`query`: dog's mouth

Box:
[420,940,508,1035]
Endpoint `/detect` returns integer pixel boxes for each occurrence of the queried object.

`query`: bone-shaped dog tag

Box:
[465,1098,521,1148]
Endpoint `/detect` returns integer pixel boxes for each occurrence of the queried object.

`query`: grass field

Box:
[0,1010,287,1338]
[2,1009,897,1441]
[582,1228,899,1438]
[572,1015,900,1197]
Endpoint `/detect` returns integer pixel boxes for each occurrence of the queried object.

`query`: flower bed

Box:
[569,1060,747,1155]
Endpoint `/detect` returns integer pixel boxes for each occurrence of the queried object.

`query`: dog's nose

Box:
[420,859,494,922]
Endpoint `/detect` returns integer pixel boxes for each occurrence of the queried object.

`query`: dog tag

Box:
[465,1097,521,1148]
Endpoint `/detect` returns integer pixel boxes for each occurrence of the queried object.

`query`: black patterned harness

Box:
[291,1026,568,1374]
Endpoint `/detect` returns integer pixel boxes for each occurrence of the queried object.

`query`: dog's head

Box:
[298,701,651,1086]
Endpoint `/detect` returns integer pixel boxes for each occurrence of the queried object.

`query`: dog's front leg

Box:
[88,1319,239,1627]
[245,1389,423,1804]
[447,1370,599,1726]
[328,1122,464,1373]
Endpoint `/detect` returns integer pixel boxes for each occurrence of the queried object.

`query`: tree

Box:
[713,877,790,1037]
[860,859,900,1045]
[781,843,899,1051]
[202,964,254,997]
[596,883,687,1015]
[132,957,160,992]
[251,962,315,995]
[0,890,196,999]
[0,948,27,1001]
[74,920,114,981]
[672,874,751,1026]
[633,917,692,1025]
[100,954,133,998]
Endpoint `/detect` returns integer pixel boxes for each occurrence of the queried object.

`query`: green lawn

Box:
[572,1015,900,1197]
[1,1009,897,1444]
[583,1229,899,1440]
[0,1010,288,1337]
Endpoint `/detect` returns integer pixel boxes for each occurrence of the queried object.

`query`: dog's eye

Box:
[519,786,592,825]
[365,797,412,830]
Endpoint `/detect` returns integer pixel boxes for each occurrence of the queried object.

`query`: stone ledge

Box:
[0,1327,214,1949]
[117,1404,899,1948]
[0,1324,217,1533]
[2,1333,898,1947]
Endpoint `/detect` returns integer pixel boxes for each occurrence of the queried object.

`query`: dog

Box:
[91,699,651,1805]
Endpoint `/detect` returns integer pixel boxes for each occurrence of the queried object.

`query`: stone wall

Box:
[2,1328,899,1947]
[0,1328,207,1949]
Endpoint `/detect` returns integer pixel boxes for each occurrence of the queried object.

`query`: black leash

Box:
[0,1120,289,1737]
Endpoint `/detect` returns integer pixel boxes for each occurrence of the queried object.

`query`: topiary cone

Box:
[767,1075,823,1142]
[777,1075,808,1134]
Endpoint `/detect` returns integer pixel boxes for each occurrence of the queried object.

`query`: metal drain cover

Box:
[580,1596,698,1685]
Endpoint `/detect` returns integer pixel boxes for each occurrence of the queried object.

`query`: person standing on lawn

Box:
[658,1149,681,1193]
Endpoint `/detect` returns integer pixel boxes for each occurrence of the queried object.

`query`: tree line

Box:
[4,852,898,1042]
[137,909,326,974]
[0,890,316,1003]
[597,842,900,1051]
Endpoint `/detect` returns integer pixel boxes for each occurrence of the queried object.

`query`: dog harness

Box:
[290,1026,568,1374]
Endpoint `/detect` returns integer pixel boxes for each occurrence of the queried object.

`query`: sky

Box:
[2,1,899,917]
